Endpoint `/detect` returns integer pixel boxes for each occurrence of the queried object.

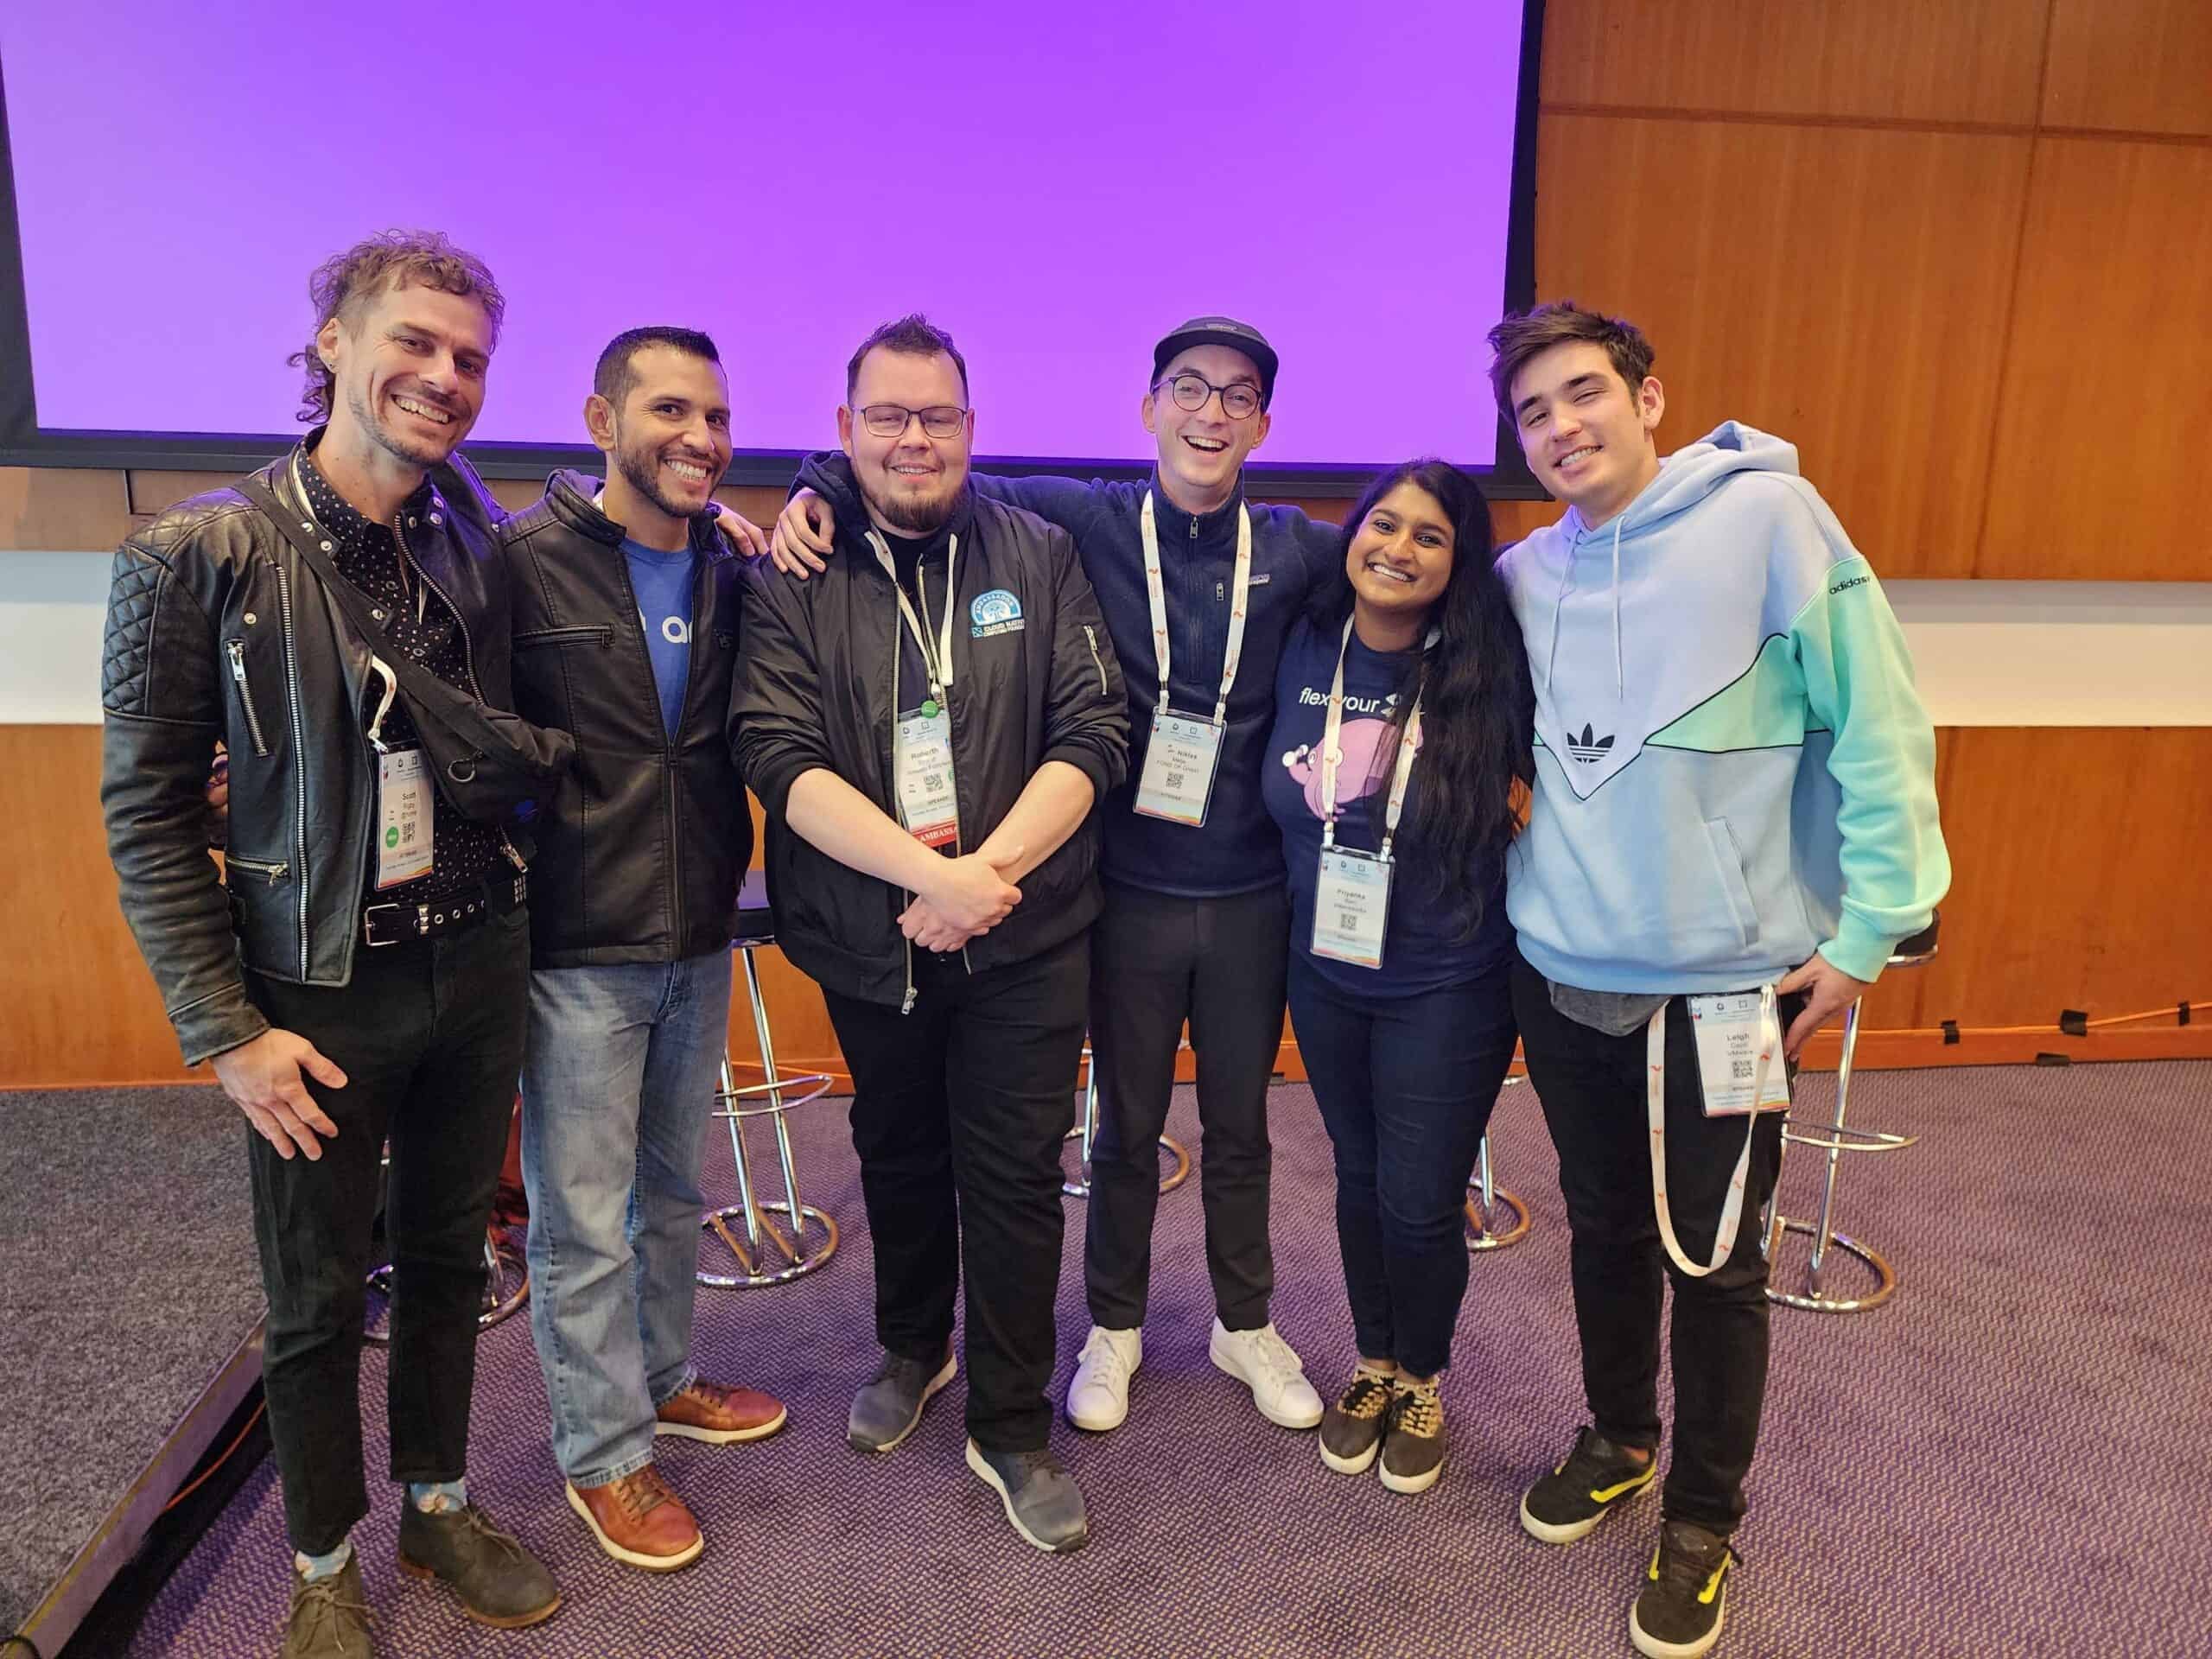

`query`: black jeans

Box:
[1084,880,1288,1332]
[1287,954,1518,1380]
[243,906,530,1554]
[1510,955,1796,1535]
[821,933,1089,1453]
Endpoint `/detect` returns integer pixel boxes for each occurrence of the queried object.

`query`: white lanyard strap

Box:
[1139,491,1251,726]
[365,657,399,751]
[867,530,960,701]
[1318,616,1422,856]
[1644,984,1777,1279]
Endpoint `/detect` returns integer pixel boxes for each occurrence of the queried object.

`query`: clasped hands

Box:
[900,845,1026,954]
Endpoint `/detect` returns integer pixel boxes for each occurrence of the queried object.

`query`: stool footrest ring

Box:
[1062,1130,1191,1198]
[1782,1121,1918,1154]
[698,1201,839,1289]
[1464,1187,1532,1252]
[1764,1218,1897,1313]
[715,1071,835,1122]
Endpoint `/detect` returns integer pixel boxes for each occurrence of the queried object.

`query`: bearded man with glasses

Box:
[731,315,1128,1552]
[772,317,1348,1448]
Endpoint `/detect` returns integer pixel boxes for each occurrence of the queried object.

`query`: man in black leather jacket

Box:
[732,315,1128,1554]
[499,327,785,1573]
[99,232,560,1658]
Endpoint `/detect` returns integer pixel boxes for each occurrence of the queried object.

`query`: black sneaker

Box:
[1520,1426,1658,1543]
[848,1345,957,1452]
[280,1554,372,1659]
[1630,1519,1737,1658]
[1319,1371,1398,1476]
[397,1502,560,1629]
[1378,1377,1446,1494]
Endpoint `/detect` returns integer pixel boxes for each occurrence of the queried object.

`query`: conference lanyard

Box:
[1132,491,1252,825]
[1310,616,1423,969]
[868,529,963,849]
[1643,985,1789,1277]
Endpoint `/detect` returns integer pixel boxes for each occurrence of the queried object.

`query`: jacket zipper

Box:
[226,855,289,883]
[1082,623,1109,699]
[225,640,272,756]
[512,625,613,649]
[272,560,312,977]
[398,518,528,874]
[664,550,709,945]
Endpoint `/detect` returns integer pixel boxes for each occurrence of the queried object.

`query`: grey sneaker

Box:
[1379,1377,1446,1494]
[848,1345,957,1452]
[963,1439,1090,1554]
[396,1502,560,1629]
[280,1554,372,1659]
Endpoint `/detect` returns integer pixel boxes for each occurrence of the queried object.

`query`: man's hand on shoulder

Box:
[770,491,836,579]
[710,502,771,561]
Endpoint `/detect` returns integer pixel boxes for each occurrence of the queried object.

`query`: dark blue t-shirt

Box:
[622,537,696,739]
[1262,616,1515,996]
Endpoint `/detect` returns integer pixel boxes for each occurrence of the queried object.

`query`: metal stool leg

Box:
[1766,996,1908,1313]
[699,944,839,1289]
[1464,1131,1531,1251]
[1062,1041,1192,1198]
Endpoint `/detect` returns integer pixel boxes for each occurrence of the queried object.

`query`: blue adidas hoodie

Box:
[1500,423,1950,993]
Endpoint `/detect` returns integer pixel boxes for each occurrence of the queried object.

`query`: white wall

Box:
[3,552,2209,726]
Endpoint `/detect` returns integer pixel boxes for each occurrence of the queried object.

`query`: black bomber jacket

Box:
[99,438,540,1065]
[499,471,753,966]
[730,461,1129,1009]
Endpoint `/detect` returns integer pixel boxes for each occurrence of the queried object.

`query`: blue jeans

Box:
[520,949,733,1487]
[1287,952,1518,1379]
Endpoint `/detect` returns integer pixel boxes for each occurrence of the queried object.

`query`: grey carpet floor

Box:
[92,1062,2212,1656]
[0,1084,264,1635]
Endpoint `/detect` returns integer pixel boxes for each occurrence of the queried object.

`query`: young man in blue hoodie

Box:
[1488,303,1948,1659]
[772,320,1337,1440]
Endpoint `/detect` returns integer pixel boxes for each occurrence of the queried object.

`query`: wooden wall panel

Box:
[1979,138,2212,578]
[1539,0,2050,126]
[1535,114,2031,578]
[10,723,2206,1089]
[2042,0,2212,137]
[2,465,130,552]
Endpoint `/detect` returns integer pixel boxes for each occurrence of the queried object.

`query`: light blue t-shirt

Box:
[622,538,696,739]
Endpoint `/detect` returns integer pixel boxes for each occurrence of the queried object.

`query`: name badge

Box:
[1311,847,1394,969]
[1688,990,1791,1116]
[375,747,435,890]
[1133,712,1225,826]
[894,702,960,848]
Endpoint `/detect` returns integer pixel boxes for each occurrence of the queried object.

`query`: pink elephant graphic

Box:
[1281,716,1420,820]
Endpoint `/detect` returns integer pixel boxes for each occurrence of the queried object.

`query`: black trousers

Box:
[243,906,530,1555]
[1084,880,1287,1333]
[821,933,1089,1453]
[1510,955,1795,1536]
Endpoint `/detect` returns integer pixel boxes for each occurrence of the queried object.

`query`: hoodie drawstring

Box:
[1610,514,1624,701]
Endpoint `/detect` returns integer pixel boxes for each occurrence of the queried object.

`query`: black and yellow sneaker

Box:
[1378,1378,1446,1494]
[1519,1426,1658,1543]
[1319,1371,1399,1476]
[1630,1519,1737,1658]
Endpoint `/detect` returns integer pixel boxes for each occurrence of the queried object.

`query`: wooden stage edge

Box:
[14,1027,2206,1096]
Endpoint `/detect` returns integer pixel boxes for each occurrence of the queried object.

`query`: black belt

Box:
[363,872,527,948]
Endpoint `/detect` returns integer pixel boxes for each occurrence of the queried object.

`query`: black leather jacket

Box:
[100,439,528,1065]
[732,469,1128,1009]
[501,472,753,966]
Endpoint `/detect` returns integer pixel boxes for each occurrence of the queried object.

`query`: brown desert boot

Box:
[565,1465,704,1572]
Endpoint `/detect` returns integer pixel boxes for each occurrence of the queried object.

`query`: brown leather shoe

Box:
[654,1377,788,1444]
[564,1466,702,1572]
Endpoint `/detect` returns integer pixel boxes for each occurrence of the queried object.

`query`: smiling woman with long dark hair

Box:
[1259,456,1532,1496]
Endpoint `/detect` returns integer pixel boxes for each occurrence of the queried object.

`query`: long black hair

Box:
[1307,458,1535,937]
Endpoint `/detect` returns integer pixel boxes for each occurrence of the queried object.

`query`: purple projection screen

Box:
[0,0,1533,477]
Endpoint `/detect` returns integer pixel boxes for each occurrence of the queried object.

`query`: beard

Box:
[348,375,461,470]
[860,462,962,534]
[613,437,716,521]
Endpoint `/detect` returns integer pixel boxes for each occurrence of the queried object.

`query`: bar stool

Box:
[1761,913,1939,1313]
[363,1141,529,1345]
[698,869,840,1289]
[1062,1038,1192,1198]
[1465,1073,1532,1251]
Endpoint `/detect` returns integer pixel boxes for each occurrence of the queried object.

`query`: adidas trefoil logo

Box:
[1567,722,1615,765]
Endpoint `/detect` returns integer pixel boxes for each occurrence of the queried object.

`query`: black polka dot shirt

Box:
[298,451,510,912]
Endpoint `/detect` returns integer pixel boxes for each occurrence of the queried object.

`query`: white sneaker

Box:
[1209,1319,1324,1429]
[1065,1326,1141,1432]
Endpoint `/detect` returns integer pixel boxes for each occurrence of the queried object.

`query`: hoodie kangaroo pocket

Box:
[1700,818,1761,950]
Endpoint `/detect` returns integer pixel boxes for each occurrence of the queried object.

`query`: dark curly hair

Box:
[288,230,505,424]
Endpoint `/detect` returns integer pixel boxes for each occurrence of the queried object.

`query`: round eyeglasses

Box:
[1154,372,1262,421]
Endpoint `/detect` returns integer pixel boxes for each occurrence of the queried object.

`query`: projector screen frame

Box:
[0,6,1548,499]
